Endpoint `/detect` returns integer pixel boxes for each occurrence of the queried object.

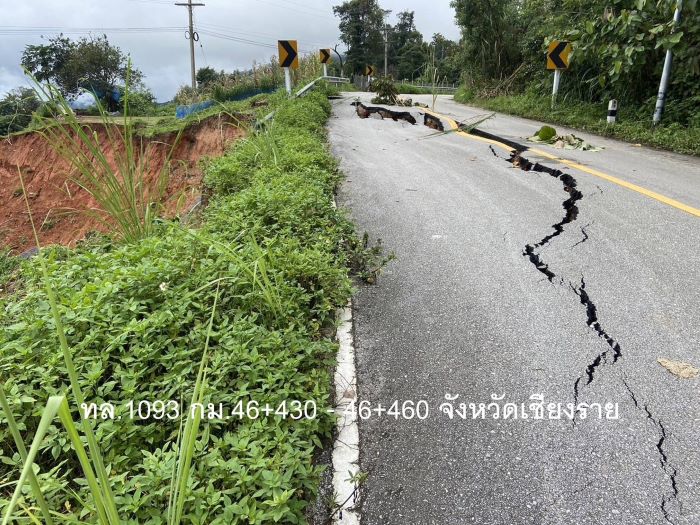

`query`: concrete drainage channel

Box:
[349,104,682,522]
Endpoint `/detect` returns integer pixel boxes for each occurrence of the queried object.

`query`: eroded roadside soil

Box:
[0,115,244,253]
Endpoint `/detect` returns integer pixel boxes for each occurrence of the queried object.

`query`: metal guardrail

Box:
[399,83,458,94]
[294,76,350,98]
[256,76,350,128]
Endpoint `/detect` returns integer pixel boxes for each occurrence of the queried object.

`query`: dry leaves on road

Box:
[657,358,699,379]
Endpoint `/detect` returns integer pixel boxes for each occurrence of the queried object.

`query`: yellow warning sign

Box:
[278,40,299,69]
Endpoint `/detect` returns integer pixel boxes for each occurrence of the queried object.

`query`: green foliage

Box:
[537,125,557,141]
[452,0,700,126]
[369,77,400,104]
[451,0,523,80]
[196,66,220,88]
[430,33,461,82]
[21,34,143,107]
[123,88,157,116]
[391,11,429,79]
[0,89,371,523]
[333,0,386,75]
[29,70,178,244]
[0,250,18,287]
[0,87,40,135]
[210,76,278,103]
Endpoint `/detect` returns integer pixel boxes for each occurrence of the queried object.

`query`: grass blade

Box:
[0,381,55,525]
[1,396,64,525]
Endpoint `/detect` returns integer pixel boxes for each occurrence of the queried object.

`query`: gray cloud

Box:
[1,0,460,101]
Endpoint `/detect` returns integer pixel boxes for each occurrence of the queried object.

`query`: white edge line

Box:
[330,195,361,524]
[332,300,360,525]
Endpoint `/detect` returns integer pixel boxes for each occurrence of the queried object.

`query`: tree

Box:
[333,0,386,76]
[451,0,523,80]
[0,87,41,135]
[398,42,428,80]
[22,34,142,108]
[390,10,426,78]
[431,33,461,83]
[196,66,220,88]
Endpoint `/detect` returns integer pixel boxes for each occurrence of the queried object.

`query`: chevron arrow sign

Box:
[547,41,572,70]
[278,40,299,69]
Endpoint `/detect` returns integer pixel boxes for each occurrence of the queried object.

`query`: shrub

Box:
[0,87,40,135]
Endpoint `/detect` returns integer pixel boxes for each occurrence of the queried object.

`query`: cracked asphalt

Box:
[329,93,700,525]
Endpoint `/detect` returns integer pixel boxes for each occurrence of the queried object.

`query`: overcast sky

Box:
[1,0,460,101]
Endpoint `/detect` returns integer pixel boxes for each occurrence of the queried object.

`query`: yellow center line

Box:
[425,108,700,218]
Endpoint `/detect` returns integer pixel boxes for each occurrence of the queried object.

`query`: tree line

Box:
[333,0,699,122]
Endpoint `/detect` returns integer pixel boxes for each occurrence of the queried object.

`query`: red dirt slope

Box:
[0,116,245,254]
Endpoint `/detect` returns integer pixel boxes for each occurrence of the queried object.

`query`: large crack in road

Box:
[488,138,682,523]
[351,104,684,521]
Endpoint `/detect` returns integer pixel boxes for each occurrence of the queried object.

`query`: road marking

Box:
[332,302,361,525]
[425,109,700,218]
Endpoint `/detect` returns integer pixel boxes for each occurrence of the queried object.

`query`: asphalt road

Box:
[328,93,700,525]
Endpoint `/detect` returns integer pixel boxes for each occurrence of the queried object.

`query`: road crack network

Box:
[624,381,680,523]
[490,142,681,522]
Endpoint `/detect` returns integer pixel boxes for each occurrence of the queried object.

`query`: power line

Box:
[175,0,205,89]
[0,26,184,35]
[193,11,209,67]
[252,0,336,22]
[198,29,315,54]
[124,0,174,5]
[197,23,330,48]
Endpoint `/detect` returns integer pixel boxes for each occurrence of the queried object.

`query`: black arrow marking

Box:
[548,41,568,69]
[280,40,297,68]
[320,49,330,63]
[367,66,374,76]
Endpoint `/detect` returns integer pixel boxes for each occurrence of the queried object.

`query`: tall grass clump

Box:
[28,67,181,243]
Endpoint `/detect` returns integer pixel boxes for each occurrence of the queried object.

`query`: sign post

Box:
[278,40,299,95]
[365,65,374,90]
[320,49,331,77]
[607,99,618,124]
[546,40,572,107]
[653,0,683,125]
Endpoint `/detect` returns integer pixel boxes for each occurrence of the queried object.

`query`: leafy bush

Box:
[369,76,399,104]
[0,87,40,135]
[394,83,432,95]
[0,89,366,522]
[0,250,18,287]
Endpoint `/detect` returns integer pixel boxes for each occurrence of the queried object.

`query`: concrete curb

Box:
[332,302,361,525]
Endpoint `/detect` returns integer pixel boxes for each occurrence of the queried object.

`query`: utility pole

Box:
[175,0,205,90]
[653,0,683,125]
[383,25,389,77]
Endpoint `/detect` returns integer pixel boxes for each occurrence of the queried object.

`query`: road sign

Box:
[547,41,572,70]
[320,49,331,64]
[365,65,374,76]
[278,40,299,69]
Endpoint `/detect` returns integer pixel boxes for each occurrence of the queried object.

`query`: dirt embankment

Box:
[0,115,245,254]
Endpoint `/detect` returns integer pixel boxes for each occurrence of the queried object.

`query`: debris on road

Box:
[528,125,602,151]
[657,358,699,379]
[351,101,417,124]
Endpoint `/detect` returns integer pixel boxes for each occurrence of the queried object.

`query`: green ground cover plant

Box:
[454,89,700,156]
[0,87,370,523]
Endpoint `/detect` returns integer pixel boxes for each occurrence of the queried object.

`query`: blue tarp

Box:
[223,86,277,102]
[175,86,279,119]
[176,100,215,119]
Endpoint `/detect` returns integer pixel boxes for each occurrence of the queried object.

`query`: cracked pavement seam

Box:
[490,143,682,523]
